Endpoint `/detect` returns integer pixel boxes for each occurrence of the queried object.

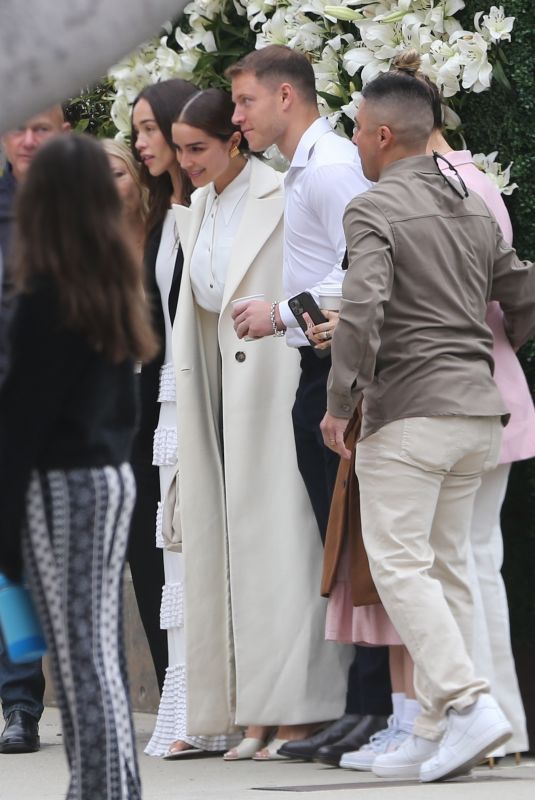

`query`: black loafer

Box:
[278,714,365,761]
[0,710,40,754]
[314,714,389,766]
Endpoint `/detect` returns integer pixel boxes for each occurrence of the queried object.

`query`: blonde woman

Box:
[102,139,148,268]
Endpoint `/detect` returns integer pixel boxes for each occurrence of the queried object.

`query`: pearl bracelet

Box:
[270,302,285,337]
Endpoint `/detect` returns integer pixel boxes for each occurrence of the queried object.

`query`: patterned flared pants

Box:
[22,464,142,800]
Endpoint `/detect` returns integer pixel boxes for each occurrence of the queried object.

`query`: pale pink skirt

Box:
[325,543,402,647]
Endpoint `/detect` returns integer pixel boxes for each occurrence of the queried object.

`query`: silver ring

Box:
[323,331,331,341]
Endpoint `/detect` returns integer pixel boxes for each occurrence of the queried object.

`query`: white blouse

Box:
[190,159,251,313]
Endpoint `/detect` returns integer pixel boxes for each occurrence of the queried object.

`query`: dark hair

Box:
[361,70,435,133]
[226,45,317,106]
[13,134,157,363]
[131,79,198,234]
[177,88,249,153]
[390,50,443,130]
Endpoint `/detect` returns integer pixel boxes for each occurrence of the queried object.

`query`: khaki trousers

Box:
[469,464,528,751]
[356,415,503,740]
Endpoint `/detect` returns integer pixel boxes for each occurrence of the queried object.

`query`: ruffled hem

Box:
[144,664,241,757]
[152,427,178,467]
[155,501,164,549]
[160,582,184,629]
[158,363,176,403]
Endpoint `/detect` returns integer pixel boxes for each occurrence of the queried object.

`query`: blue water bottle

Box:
[0,573,47,663]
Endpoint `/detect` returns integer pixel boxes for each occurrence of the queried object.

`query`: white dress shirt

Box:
[190,160,251,313]
[278,117,371,348]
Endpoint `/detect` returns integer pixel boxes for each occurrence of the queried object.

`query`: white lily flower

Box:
[288,20,326,52]
[110,93,133,137]
[422,41,462,97]
[343,42,380,76]
[475,5,515,43]
[175,28,204,51]
[244,0,277,30]
[473,151,518,195]
[184,0,221,21]
[256,8,291,47]
[341,89,362,122]
[233,0,247,16]
[452,31,492,92]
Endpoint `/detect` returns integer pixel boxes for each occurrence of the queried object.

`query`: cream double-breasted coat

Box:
[171,157,350,735]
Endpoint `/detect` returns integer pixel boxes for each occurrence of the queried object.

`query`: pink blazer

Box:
[441,151,535,464]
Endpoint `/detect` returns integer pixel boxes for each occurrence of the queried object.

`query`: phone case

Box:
[288,291,331,359]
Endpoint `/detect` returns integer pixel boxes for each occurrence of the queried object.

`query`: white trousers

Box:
[469,463,528,752]
[356,415,502,740]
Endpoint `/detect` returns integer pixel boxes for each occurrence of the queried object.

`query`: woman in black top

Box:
[0,134,157,800]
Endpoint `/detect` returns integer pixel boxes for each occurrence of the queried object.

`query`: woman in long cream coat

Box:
[170,89,350,760]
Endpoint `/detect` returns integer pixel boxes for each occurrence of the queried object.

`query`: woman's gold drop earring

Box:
[230,144,240,158]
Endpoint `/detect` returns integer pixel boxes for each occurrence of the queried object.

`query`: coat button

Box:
[235,351,246,363]
[342,404,351,412]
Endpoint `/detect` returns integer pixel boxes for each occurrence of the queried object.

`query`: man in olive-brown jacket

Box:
[321,71,535,783]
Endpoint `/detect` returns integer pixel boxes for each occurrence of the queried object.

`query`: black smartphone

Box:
[288,291,331,359]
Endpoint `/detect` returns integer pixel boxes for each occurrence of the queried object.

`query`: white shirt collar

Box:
[205,159,251,226]
[290,117,332,170]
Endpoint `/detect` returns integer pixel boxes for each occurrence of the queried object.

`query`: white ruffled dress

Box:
[144,211,241,757]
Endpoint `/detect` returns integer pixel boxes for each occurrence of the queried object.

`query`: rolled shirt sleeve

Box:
[278,162,372,331]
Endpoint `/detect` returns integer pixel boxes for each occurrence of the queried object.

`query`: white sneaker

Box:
[419,694,512,783]
[372,734,438,778]
[340,716,408,771]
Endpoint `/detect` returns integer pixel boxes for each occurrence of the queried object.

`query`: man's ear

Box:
[280,82,294,109]
[378,124,393,149]
[61,121,71,132]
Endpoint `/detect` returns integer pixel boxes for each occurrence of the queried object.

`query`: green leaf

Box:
[492,59,512,91]
[317,90,344,109]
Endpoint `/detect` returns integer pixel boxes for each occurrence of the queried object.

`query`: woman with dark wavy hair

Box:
[0,133,157,799]
[130,80,241,759]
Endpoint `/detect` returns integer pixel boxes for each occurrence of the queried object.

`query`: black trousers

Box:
[128,460,168,694]
[292,347,391,717]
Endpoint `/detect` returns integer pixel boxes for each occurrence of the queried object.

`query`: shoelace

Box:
[366,715,400,752]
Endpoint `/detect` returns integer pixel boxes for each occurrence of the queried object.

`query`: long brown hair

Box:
[131,79,198,234]
[13,133,157,364]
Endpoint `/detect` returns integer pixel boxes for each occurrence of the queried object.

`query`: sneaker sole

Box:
[373,761,421,779]
[420,726,512,783]
[339,756,374,771]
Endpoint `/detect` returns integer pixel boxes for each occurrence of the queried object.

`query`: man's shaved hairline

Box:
[363,95,434,147]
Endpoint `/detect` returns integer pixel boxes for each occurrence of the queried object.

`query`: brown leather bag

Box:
[321,408,380,607]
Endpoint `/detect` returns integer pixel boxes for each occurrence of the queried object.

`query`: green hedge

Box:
[461,0,535,645]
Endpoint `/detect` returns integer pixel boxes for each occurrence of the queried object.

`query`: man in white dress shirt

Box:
[228,45,392,764]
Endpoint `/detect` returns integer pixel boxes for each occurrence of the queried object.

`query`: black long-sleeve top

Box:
[0,281,138,578]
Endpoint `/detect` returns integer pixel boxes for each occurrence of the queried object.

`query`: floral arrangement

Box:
[108,1,516,193]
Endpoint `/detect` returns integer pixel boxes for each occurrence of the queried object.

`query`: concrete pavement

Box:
[1,708,534,800]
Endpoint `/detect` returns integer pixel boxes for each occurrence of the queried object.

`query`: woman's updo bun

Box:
[390,49,443,129]
[391,49,422,77]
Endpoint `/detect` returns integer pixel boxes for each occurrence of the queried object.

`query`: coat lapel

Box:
[173,192,207,272]
[221,159,284,311]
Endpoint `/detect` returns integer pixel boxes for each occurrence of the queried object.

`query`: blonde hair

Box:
[101,138,149,223]
[391,49,422,77]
